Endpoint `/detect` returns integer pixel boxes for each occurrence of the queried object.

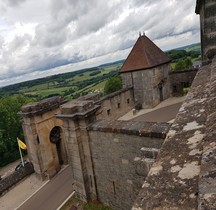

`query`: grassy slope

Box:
[9,62,123,100]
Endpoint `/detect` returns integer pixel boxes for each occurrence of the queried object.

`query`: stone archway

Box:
[50,126,64,165]
[19,96,67,179]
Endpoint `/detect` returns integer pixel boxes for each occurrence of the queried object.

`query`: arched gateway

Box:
[19,96,68,179]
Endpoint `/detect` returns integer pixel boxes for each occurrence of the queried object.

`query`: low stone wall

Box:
[95,87,134,120]
[71,87,135,120]
[87,120,169,210]
[132,58,215,209]
[0,163,34,196]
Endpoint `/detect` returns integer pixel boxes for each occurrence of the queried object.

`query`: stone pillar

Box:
[21,117,42,177]
[57,100,100,201]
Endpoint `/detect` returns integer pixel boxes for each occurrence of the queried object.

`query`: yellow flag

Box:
[17,138,27,150]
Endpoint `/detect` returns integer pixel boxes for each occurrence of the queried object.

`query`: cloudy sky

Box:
[0,0,199,87]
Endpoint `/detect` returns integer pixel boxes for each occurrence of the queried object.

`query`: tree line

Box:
[166,49,201,71]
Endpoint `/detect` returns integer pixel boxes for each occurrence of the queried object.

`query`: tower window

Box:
[107,109,111,115]
[37,136,40,144]
[112,181,116,194]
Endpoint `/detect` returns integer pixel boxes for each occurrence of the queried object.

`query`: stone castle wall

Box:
[169,69,198,96]
[87,120,169,210]
[95,87,134,120]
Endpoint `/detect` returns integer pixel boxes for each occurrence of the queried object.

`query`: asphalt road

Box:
[17,166,74,210]
[133,102,182,122]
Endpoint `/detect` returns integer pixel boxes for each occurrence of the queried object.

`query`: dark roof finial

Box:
[139,32,141,37]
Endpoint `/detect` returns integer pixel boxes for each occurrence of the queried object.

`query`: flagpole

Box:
[17,138,24,167]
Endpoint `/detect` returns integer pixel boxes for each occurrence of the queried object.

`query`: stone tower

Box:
[120,34,171,109]
[196,0,216,63]
[19,96,68,179]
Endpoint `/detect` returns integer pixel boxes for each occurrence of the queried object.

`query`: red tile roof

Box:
[120,35,171,73]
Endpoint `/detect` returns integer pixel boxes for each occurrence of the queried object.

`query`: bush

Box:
[104,76,122,95]
[174,58,192,71]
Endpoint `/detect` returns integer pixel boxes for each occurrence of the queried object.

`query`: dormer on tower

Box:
[119,34,171,109]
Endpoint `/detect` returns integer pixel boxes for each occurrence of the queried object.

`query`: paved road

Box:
[133,102,182,122]
[17,166,74,210]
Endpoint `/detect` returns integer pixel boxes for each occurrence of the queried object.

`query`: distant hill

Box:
[98,59,125,67]
[171,43,201,52]
[0,61,123,100]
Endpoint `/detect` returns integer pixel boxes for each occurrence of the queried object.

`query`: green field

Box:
[0,61,124,101]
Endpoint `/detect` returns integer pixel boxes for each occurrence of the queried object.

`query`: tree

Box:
[104,76,122,95]
[174,58,192,71]
[0,95,34,167]
[184,57,192,69]
[166,50,187,61]
[174,60,185,71]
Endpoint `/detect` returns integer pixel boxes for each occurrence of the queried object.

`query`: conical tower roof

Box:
[120,35,171,73]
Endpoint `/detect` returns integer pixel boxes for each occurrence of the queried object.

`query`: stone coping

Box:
[19,96,66,116]
[56,99,101,120]
[87,119,170,139]
[96,87,133,104]
[56,105,100,120]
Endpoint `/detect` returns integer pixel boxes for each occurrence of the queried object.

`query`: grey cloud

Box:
[51,0,121,38]
[33,24,69,48]
[50,0,96,31]
[118,38,135,51]
[74,7,112,36]
[31,0,103,49]
[133,0,161,7]
[9,34,31,51]
[0,36,4,49]
[5,0,26,7]
[113,0,199,42]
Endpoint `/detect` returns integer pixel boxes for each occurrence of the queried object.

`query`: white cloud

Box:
[0,0,200,87]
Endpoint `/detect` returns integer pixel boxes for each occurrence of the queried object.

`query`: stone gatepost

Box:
[56,100,100,201]
[19,96,67,180]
